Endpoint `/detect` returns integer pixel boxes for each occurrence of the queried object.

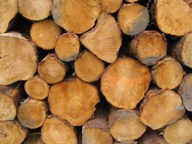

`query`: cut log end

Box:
[101,0,123,13]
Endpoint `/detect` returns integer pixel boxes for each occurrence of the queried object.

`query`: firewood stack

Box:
[1,0,192,144]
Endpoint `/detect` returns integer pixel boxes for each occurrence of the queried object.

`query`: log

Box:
[109,108,146,142]
[125,0,138,2]
[48,78,100,126]
[74,50,105,82]
[17,98,48,129]
[114,141,137,144]
[24,75,49,100]
[101,0,123,13]
[117,3,149,35]
[41,116,77,144]
[30,19,61,50]
[0,83,21,121]
[18,0,52,21]
[80,12,122,63]
[163,118,192,144]
[140,89,185,130]
[55,33,80,62]
[151,57,184,90]
[130,31,167,66]
[156,0,192,36]
[38,54,67,84]
[24,133,44,144]
[52,0,101,34]
[101,57,151,109]
[0,32,37,85]
[0,0,17,33]
[0,121,27,144]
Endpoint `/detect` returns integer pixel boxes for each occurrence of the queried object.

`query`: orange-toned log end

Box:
[41,116,77,144]
[55,33,80,62]
[101,57,151,109]
[109,108,146,142]
[38,54,67,84]
[130,31,167,66]
[151,57,184,90]
[24,133,44,144]
[125,0,139,2]
[48,78,100,126]
[24,75,49,100]
[80,12,122,63]
[140,89,185,130]
[75,50,105,82]
[17,98,48,129]
[30,19,61,50]
[101,0,123,13]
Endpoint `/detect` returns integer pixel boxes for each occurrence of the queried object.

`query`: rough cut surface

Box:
[101,0,123,13]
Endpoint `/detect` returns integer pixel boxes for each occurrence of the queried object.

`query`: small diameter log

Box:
[101,0,123,13]
[24,133,44,144]
[117,3,149,35]
[151,57,184,90]
[0,0,17,33]
[109,108,146,142]
[101,57,151,109]
[140,89,185,130]
[130,31,167,66]
[48,78,100,126]
[82,111,113,144]
[55,33,80,62]
[74,50,105,82]
[38,54,67,84]
[52,0,101,34]
[18,0,52,21]
[172,32,192,68]
[163,118,192,144]
[178,73,192,112]
[41,116,77,144]
[30,20,61,50]
[0,83,21,121]
[24,75,49,100]
[80,12,122,63]
[0,121,27,144]
[17,98,48,129]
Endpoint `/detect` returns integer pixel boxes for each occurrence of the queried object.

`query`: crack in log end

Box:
[0,131,7,138]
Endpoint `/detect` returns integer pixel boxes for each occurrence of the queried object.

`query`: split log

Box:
[17,98,48,129]
[140,89,185,130]
[0,121,27,144]
[52,0,101,34]
[101,57,151,109]
[41,116,77,144]
[156,0,192,36]
[30,19,61,50]
[48,78,99,126]
[151,57,184,90]
[80,12,122,63]
[0,32,37,85]
[18,0,52,21]
[74,50,105,82]
[109,108,146,142]
[163,118,192,144]
[101,0,123,13]
[0,83,21,121]
[130,31,167,66]
[38,54,67,84]
[24,133,44,144]
[0,0,18,33]
[24,75,49,100]
[117,3,149,35]
[55,33,80,62]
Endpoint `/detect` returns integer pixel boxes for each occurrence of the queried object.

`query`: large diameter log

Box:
[41,116,77,144]
[24,133,44,144]
[48,78,100,126]
[101,0,123,13]
[156,0,192,36]
[109,108,146,142]
[80,12,122,63]
[101,57,151,109]
[140,89,185,130]
[17,98,48,129]
[52,0,101,34]
[0,0,17,33]
[151,57,184,90]
[0,32,37,85]
[117,3,149,35]
[0,121,27,144]
[130,31,167,66]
